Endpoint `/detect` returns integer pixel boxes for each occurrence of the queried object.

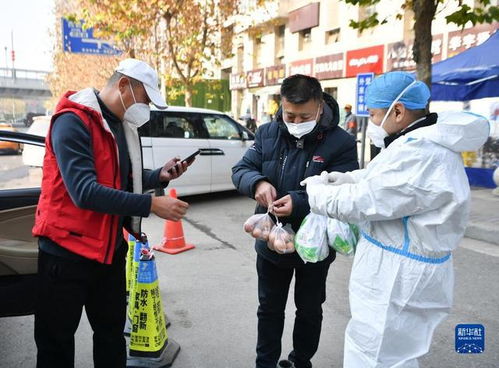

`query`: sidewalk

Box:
[466,187,499,245]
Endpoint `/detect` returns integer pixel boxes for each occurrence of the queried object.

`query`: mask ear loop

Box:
[380,80,418,128]
[128,79,138,104]
[119,90,127,113]
[119,79,138,113]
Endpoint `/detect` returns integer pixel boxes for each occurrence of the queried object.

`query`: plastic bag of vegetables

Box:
[295,213,329,263]
[326,218,359,256]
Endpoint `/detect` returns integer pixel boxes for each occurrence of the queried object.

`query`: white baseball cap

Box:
[115,58,168,109]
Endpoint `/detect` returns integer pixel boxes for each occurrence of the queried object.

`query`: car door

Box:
[138,115,155,174]
[143,111,212,196]
[0,131,44,317]
[201,114,255,192]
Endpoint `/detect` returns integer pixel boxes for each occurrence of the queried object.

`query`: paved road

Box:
[1,192,498,367]
[0,154,41,190]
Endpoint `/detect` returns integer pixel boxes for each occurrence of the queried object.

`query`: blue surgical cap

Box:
[365,71,430,110]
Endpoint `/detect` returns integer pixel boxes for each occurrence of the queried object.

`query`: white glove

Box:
[326,171,355,185]
[300,171,329,187]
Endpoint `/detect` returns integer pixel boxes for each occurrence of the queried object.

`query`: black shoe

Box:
[277,360,295,368]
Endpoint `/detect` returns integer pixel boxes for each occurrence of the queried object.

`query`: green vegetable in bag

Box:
[295,213,329,263]
[326,218,359,256]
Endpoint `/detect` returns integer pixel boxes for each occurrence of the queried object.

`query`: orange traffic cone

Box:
[153,188,195,255]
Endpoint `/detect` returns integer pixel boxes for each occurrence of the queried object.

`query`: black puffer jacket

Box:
[232,93,359,266]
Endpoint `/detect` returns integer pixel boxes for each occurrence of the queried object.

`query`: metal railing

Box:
[0,68,50,80]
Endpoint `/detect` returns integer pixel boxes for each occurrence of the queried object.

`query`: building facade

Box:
[221,0,498,126]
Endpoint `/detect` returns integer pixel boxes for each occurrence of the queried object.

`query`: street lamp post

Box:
[11,30,15,79]
[3,46,7,72]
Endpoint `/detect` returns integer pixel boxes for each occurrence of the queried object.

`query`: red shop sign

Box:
[346,45,384,77]
[246,68,265,88]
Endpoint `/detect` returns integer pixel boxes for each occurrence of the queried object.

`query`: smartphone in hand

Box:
[167,150,200,173]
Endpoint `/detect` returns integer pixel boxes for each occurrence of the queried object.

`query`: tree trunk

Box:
[412,0,437,89]
[184,86,193,107]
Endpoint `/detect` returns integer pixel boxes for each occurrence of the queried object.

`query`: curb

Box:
[465,222,499,246]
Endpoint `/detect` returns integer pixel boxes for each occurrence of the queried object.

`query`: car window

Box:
[0,137,43,190]
[141,111,208,139]
[203,115,241,140]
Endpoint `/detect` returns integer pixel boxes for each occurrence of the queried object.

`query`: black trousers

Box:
[35,245,127,368]
[256,255,331,368]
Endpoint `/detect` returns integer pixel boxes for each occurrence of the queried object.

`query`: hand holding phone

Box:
[181,150,201,165]
[167,150,200,174]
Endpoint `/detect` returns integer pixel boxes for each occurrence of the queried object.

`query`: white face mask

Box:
[367,80,417,149]
[284,107,320,139]
[366,120,389,148]
[119,82,150,128]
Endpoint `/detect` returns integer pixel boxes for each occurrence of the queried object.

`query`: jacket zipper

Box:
[279,154,288,189]
[104,133,120,264]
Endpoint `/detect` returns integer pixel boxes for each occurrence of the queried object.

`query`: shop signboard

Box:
[386,34,443,71]
[229,73,247,90]
[346,45,384,77]
[288,58,314,77]
[265,64,286,85]
[315,53,344,79]
[246,68,265,88]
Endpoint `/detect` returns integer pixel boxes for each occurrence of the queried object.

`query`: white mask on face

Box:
[366,120,389,148]
[284,107,320,139]
[119,82,150,128]
[366,80,417,149]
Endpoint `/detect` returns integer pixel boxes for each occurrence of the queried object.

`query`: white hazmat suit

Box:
[306,111,490,367]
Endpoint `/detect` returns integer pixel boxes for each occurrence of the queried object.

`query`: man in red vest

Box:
[33,59,190,368]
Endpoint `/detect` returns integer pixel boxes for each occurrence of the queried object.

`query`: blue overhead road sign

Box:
[62,18,122,56]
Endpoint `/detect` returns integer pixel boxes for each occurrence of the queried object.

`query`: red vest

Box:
[32,91,122,264]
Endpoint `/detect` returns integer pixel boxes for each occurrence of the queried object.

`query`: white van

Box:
[21,107,255,196]
[22,115,51,167]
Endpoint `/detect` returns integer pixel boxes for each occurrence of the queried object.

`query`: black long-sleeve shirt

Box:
[39,93,163,260]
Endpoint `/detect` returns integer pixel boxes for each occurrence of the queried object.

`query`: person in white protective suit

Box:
[301,71,490,368]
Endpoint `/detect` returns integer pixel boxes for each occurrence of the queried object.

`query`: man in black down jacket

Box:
[232,74,359,368]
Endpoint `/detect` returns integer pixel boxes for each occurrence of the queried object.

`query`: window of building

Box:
[363,5,376,18]
[253,36,263,69]
[275,25,285,63]
[221,26,234,59]
[358,4,377,36]
[324,87,338,100]
[237,46,244,72]
[325,28,340,44]
[298,28,312,52]
[221,67,231,81]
